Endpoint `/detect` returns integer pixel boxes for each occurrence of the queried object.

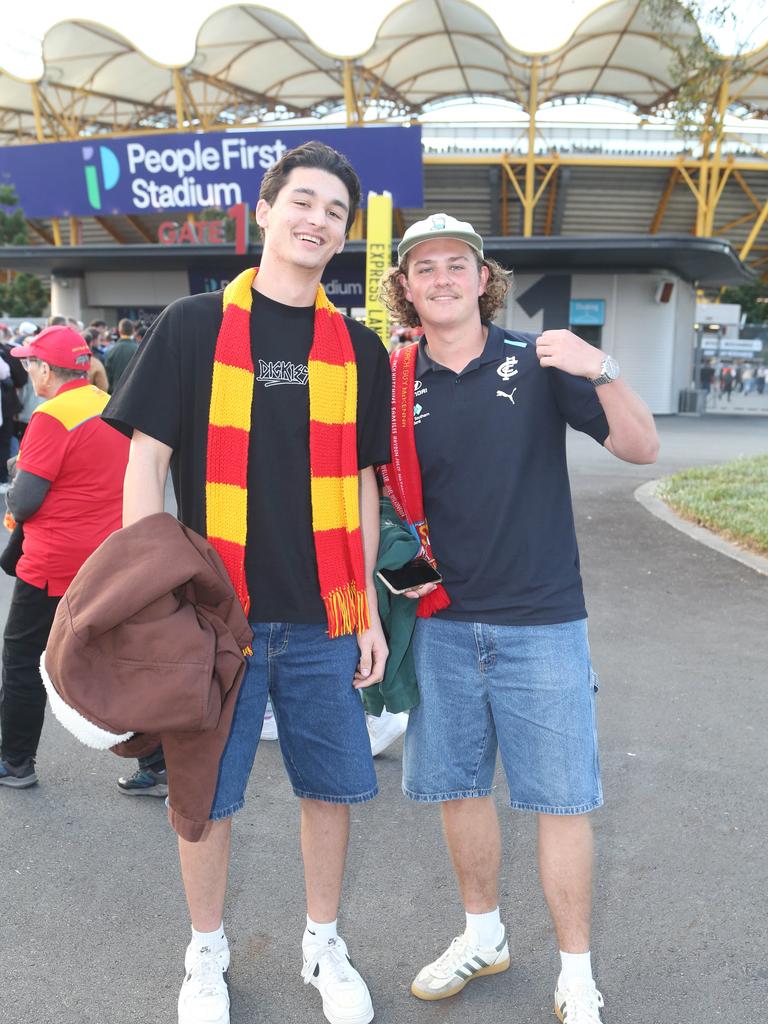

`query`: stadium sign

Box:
[0,126,423,219]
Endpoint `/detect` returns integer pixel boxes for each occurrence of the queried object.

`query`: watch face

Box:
[602,356,620,380]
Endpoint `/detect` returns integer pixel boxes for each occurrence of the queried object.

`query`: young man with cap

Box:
[0,325,129,787]
[380,214,659,1024]
[103,141,391,1024]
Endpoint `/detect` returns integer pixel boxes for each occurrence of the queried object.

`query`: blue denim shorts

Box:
[210,622,378,818]
[403,617,602,814]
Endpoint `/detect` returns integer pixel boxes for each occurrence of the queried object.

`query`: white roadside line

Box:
[634,479,768,578]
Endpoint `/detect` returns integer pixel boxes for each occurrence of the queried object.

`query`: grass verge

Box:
[657,454,768,557]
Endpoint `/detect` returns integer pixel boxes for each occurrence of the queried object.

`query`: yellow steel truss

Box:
[13,56,768,278]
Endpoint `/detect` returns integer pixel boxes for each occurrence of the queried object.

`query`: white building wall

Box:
[85,271,190,307]
[503,271,693,414]
[673,284,697,394]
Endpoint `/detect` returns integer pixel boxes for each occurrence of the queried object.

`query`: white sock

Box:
[465,908,503,947]
[190,923,227,955]
[559,950,593,986]
[304,915,338,946]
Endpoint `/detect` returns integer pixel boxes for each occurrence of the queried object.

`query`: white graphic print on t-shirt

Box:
[256,359,308,387]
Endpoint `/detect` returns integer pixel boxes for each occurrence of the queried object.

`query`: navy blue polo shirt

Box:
[413,322,609,625]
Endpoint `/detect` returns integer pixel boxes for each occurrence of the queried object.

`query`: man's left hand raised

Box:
[535,329,603,379]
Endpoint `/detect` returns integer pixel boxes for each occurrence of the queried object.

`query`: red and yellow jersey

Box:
[16,380,129,595]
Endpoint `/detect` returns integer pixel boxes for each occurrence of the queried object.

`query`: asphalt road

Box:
[0,414,766,1024]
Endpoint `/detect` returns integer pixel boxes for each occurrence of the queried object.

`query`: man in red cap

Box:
[0,325,129,787]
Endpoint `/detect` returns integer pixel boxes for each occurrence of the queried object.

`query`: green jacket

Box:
[363,497,421,717]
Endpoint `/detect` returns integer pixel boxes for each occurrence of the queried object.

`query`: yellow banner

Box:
[365,191,392,347]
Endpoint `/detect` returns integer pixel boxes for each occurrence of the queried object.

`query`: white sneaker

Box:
[366,710,408,757]
[301,935,374,1024]
[411,925,509,1000]
[261,698,278,741]
[554,978,605,1023]
[178,942,230,1024]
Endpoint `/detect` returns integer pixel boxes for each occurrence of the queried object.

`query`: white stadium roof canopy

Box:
[2,0,768,140]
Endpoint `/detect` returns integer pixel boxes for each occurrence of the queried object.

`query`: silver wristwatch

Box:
[589,355,620,387]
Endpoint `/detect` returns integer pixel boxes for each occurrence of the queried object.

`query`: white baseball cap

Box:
[398,213,484,262]
[16,321,37,336]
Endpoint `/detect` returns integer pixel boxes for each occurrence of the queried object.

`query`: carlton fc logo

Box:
[497,356,518,381]
[82,145,121,211]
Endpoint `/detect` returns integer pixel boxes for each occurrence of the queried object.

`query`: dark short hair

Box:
[134,324,147,341]
[118,318,134,336]
[258,141,361,234]
[47,315,67,326]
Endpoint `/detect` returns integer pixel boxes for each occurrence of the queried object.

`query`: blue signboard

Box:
[0,126,423,219]
[188,266,365,305]
[569,299,606,326]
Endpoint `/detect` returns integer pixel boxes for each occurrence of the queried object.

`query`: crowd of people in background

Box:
[700,358,768,401]
[0,315,149,447]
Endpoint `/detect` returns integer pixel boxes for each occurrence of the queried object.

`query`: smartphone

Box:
[376,558,443,595]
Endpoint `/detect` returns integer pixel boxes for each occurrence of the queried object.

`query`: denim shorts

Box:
[403,617,602,814]
[210,622,378,818]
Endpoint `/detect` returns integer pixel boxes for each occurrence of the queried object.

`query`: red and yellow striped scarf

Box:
[206,267,370,638]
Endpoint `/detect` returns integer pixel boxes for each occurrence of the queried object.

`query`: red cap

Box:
[10,325,91,371]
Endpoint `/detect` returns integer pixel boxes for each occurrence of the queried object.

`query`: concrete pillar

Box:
[50,275,86,324]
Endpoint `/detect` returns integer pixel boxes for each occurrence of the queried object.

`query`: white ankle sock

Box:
[304,915,338,946]
[190,923,226,954]
[465,908,503,947]
[559,950,593,985]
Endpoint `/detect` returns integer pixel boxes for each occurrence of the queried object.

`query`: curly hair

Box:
[379,254,512,329]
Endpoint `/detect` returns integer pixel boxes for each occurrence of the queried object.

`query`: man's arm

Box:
[123,430,172,527]
[535,329,659,465]
[353,465,388,689]
[5,470,50,521]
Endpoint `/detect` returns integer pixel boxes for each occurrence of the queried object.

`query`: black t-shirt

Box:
[104,288,391,623]
[412,323,610,626]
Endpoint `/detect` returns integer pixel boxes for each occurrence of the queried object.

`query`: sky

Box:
[0,0,767,125]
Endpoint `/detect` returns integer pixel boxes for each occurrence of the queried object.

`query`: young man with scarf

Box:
[379,214,659,1024]
[104,142,391,1024]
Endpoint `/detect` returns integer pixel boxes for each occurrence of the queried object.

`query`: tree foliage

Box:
[718,285,768,324]
[0,184,28,246]
[643,0,747,143]
[0,272,48,316]
[0,185,49,315]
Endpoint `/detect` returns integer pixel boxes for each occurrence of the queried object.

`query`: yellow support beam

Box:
[343,61,362,127]
[650,166,680,234]
[30,84,44,142]
[51,219,62,247]
[501,157,526,205]
[739,196,768,261]
[714,211,754,236]
[544,166,559,236]
[523,58,539,237]
[172,69,187,128]
[424,154,710,170]
[732,170,762,212]
[704,68,731,236]
[69,217,80,245]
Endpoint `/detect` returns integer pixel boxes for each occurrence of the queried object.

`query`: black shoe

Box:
[0,758,38,788]
[117,766,168,797]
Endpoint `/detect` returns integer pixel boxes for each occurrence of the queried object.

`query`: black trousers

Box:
[0,577,60,766]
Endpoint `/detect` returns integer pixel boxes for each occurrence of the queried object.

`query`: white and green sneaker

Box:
[411,925,509,1001]
[554,978,605,1023]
